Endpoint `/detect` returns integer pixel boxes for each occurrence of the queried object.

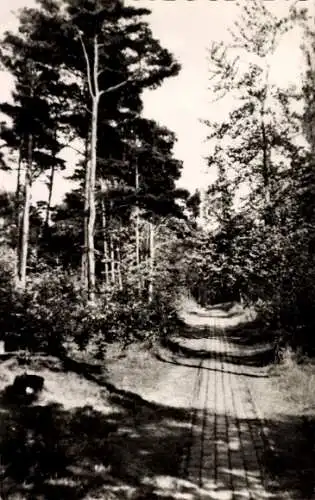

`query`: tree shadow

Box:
[263,415,315,500]
[223,319,275,347]
[187,310,242,319]
[205,301,238,312]
[0,380,314,499]
[154,350,269,379]
[179,412,315,500]
[0,382,194,500]
[175,324,211,339]
[161,334,275,368]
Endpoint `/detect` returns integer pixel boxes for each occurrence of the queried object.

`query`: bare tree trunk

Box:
[78,31,130,301]
[86,95,99,301]
[17,134,32,290]
[79,34,100,302]
[259,62,273,226]
[104,238,109,286]
[109,233,115,284]
[45,164,55,228]
[81,136,90,288]
[135,157,141,293]
[15,144,23,279]
[116,241,123,290]
[15,144,22,225]
[261,113,271,207]
[148,221,155,303]
[100,198,109,286]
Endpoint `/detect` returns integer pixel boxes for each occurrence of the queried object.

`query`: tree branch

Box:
[100,78,131,96]
[77,29,94,98]
[60,142,85,157]
[97,66,126,77]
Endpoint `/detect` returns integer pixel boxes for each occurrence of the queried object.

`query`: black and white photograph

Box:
[0,0,315,498]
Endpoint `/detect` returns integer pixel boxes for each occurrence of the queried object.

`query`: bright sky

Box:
[0,0,310,204]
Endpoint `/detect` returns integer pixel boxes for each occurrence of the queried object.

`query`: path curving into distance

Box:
[157,302,293,500]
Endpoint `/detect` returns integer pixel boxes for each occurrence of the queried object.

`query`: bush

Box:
[0,255,180,360]
[0,268,81,354]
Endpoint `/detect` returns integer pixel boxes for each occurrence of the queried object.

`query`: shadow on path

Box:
[154,349,269,379]
[161,334,275,368]
[1,386,314,499]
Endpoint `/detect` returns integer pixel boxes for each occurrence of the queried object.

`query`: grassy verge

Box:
[269,347,315,416]
[104,342,170,394]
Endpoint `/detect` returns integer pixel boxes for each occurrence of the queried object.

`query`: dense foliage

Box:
[187,1,315,355]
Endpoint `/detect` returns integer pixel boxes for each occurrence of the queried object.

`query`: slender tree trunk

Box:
[259,63,274,226]
[15,144,22,224]
[148,221,155,303]
[135,158,141,293]
[79,32,130,301]
[86,95,99,301]
[100,198,109,286]
[104,238,109,286]
[261,119,270,197]
[260,105,274,227]
[109,233,115,284]
[17,134,32,290]
[15,144,23,278]
[81,135,90,288]
[79,34,100,301]
[116,241,123,290]
[45,164,55,228]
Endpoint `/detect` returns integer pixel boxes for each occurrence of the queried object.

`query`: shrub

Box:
[0,256,180,360]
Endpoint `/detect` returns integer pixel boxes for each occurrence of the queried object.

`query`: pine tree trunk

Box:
[79,34,101,302]
[15,144,22,223]
[135,158,141,293]
[148,221,155,303]
[79,31,131,300]
[109,233,115,284]
[81,136,90,289]
[116,241,123,291]
[86,96,99,301]
[101,198,109,286]
[15,144,23,277]
[45,164,55,228]
[104,238,109,285]
[17,134,32,290]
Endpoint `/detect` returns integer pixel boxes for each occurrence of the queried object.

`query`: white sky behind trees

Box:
[0,0,310,204]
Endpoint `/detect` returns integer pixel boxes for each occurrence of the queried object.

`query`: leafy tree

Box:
[198,0,315,354]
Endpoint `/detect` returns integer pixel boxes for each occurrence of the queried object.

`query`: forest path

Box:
[145,302,295,500]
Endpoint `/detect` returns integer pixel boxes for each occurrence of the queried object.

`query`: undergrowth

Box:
[0,250,180,360]
[270,347,315,415]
